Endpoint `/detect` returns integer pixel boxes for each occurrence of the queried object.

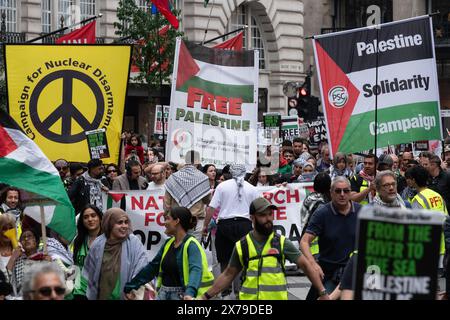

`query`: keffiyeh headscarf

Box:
[230,164,247,200]
[165,165,211,209]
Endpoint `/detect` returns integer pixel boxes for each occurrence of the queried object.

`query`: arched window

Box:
[0,0,17,32]
[229,5,266,70]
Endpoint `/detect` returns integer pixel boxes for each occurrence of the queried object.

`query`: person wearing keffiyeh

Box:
[350,154,378,205]
[164,151,211,242]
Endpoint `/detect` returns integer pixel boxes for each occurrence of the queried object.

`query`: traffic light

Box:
[299,76,311,97]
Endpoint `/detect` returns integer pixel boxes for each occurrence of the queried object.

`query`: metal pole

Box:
[202,26,247,45]
[156,13,166,157]
[202,0,216,45]
[26,13,103,43]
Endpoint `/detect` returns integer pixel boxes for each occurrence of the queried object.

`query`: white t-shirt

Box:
[209,179,259,221]
[146,181,165,191]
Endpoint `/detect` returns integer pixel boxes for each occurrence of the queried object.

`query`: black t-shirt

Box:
[128,178,140,190]
[339,254,356,290]
[161,243,182,287]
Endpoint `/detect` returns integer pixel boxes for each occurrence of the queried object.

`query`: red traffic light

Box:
[299,87,308,96]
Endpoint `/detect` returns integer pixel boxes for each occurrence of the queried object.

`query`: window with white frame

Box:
[42,0,52,33]
[80,0,96,20]
[0,0,17,32]
[135,0,150,11]
[229,5,266,69]
[59,0,74,27]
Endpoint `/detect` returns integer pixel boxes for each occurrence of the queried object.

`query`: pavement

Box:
[286,270,311,300]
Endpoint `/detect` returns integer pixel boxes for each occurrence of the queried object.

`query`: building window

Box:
[42,0,52,33]
[80,0,96,20]
[229,5,266,70]
[0,0,17,32]
[59,0,74,26]
[136,0,150,11]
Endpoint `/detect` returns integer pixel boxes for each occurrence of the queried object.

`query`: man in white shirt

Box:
[203,164,259,280]
[145,163,166,190]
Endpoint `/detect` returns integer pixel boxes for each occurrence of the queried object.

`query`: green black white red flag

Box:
[0,109,76,241]
[166,38,259,171]
[313,16,442,155]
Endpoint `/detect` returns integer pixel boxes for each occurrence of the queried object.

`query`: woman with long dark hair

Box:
[72,205,103,299]
[124,207,214,300]
[202,164,218,190]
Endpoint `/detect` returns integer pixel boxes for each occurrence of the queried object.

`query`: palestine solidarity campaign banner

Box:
[167,38,259,171]
[313,16,442,155]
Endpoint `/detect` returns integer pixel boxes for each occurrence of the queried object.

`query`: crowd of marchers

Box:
[1,131,450,300]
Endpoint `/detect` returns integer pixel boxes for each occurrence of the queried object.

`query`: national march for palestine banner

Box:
[0,109,76,241]
[5,45,132,163]
[103,183,313,262]
[167,39,259,171]
[354,206,444,300]
[313,16,442,155]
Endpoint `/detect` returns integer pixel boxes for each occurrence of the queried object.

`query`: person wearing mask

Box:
[82,208,149,300]
[72,205,103,300]
[198,197,330,300]
[124,207,214,300]
[113,160,147,191]
[350,154,378,205]
[68,159,107,214]
[22,262,66,300]
[300,177,362,300]
[297,163,317,182]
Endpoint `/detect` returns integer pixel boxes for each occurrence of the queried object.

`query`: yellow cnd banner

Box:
[5,45,131,164]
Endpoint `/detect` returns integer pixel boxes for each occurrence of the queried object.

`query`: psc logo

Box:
[328,85,349,108]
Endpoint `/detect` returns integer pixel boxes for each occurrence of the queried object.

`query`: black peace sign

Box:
[29,70,105,143]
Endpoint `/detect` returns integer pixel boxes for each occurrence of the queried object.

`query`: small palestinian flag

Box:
[105,191,127,210]
[0,109,76,241]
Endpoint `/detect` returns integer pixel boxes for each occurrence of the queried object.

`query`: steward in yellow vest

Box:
[124,207,214,300]
[350,154,377,205]
[198,197,330,300]
[408,165,448,255]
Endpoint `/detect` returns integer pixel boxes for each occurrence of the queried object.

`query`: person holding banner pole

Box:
[123,207,214,300]
[300,176,361,300]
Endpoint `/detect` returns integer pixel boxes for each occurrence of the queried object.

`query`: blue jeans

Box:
[156,285,184,300]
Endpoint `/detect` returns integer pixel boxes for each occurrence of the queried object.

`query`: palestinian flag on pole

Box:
[313,16,442,156]
[167,38,259,171]
[0,109,76,241]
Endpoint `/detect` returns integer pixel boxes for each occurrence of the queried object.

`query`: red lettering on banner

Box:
[145,212,165,226]
[262,192,273,202]
[228,97,242,116]
[273,190,285,204]
[201,91,215,111]
[145,196,159,210]
[285,189,300,203]
[187,87,203,108]
[145,212,155,226]
[131,196,144,210]
[215,96,228,114]
[274,207,287,220]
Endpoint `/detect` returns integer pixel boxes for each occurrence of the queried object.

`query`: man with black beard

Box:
[198,197,330,300]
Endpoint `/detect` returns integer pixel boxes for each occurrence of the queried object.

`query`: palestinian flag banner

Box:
[313,16,442,156]
[0,109,75,241]
[166,38,259,171]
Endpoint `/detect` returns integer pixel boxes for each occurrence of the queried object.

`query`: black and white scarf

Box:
[165,165,210,209]
[82,171,104,211]
[372,193,406,208]
[230,164,247,200]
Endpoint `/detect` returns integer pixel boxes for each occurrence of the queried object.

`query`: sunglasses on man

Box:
[32,286,66,297]
[334,188,351,194]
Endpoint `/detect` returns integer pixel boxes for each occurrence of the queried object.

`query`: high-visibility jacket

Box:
[310,237,319,255]
[156,236,214,297]
[359,179,370,205]
[412,188,448,254]
[236,232,288,300]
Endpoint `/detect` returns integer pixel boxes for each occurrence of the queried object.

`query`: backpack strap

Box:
[240,235,250,270]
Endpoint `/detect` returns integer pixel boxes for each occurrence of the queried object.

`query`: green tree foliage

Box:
[114,0,184,91]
